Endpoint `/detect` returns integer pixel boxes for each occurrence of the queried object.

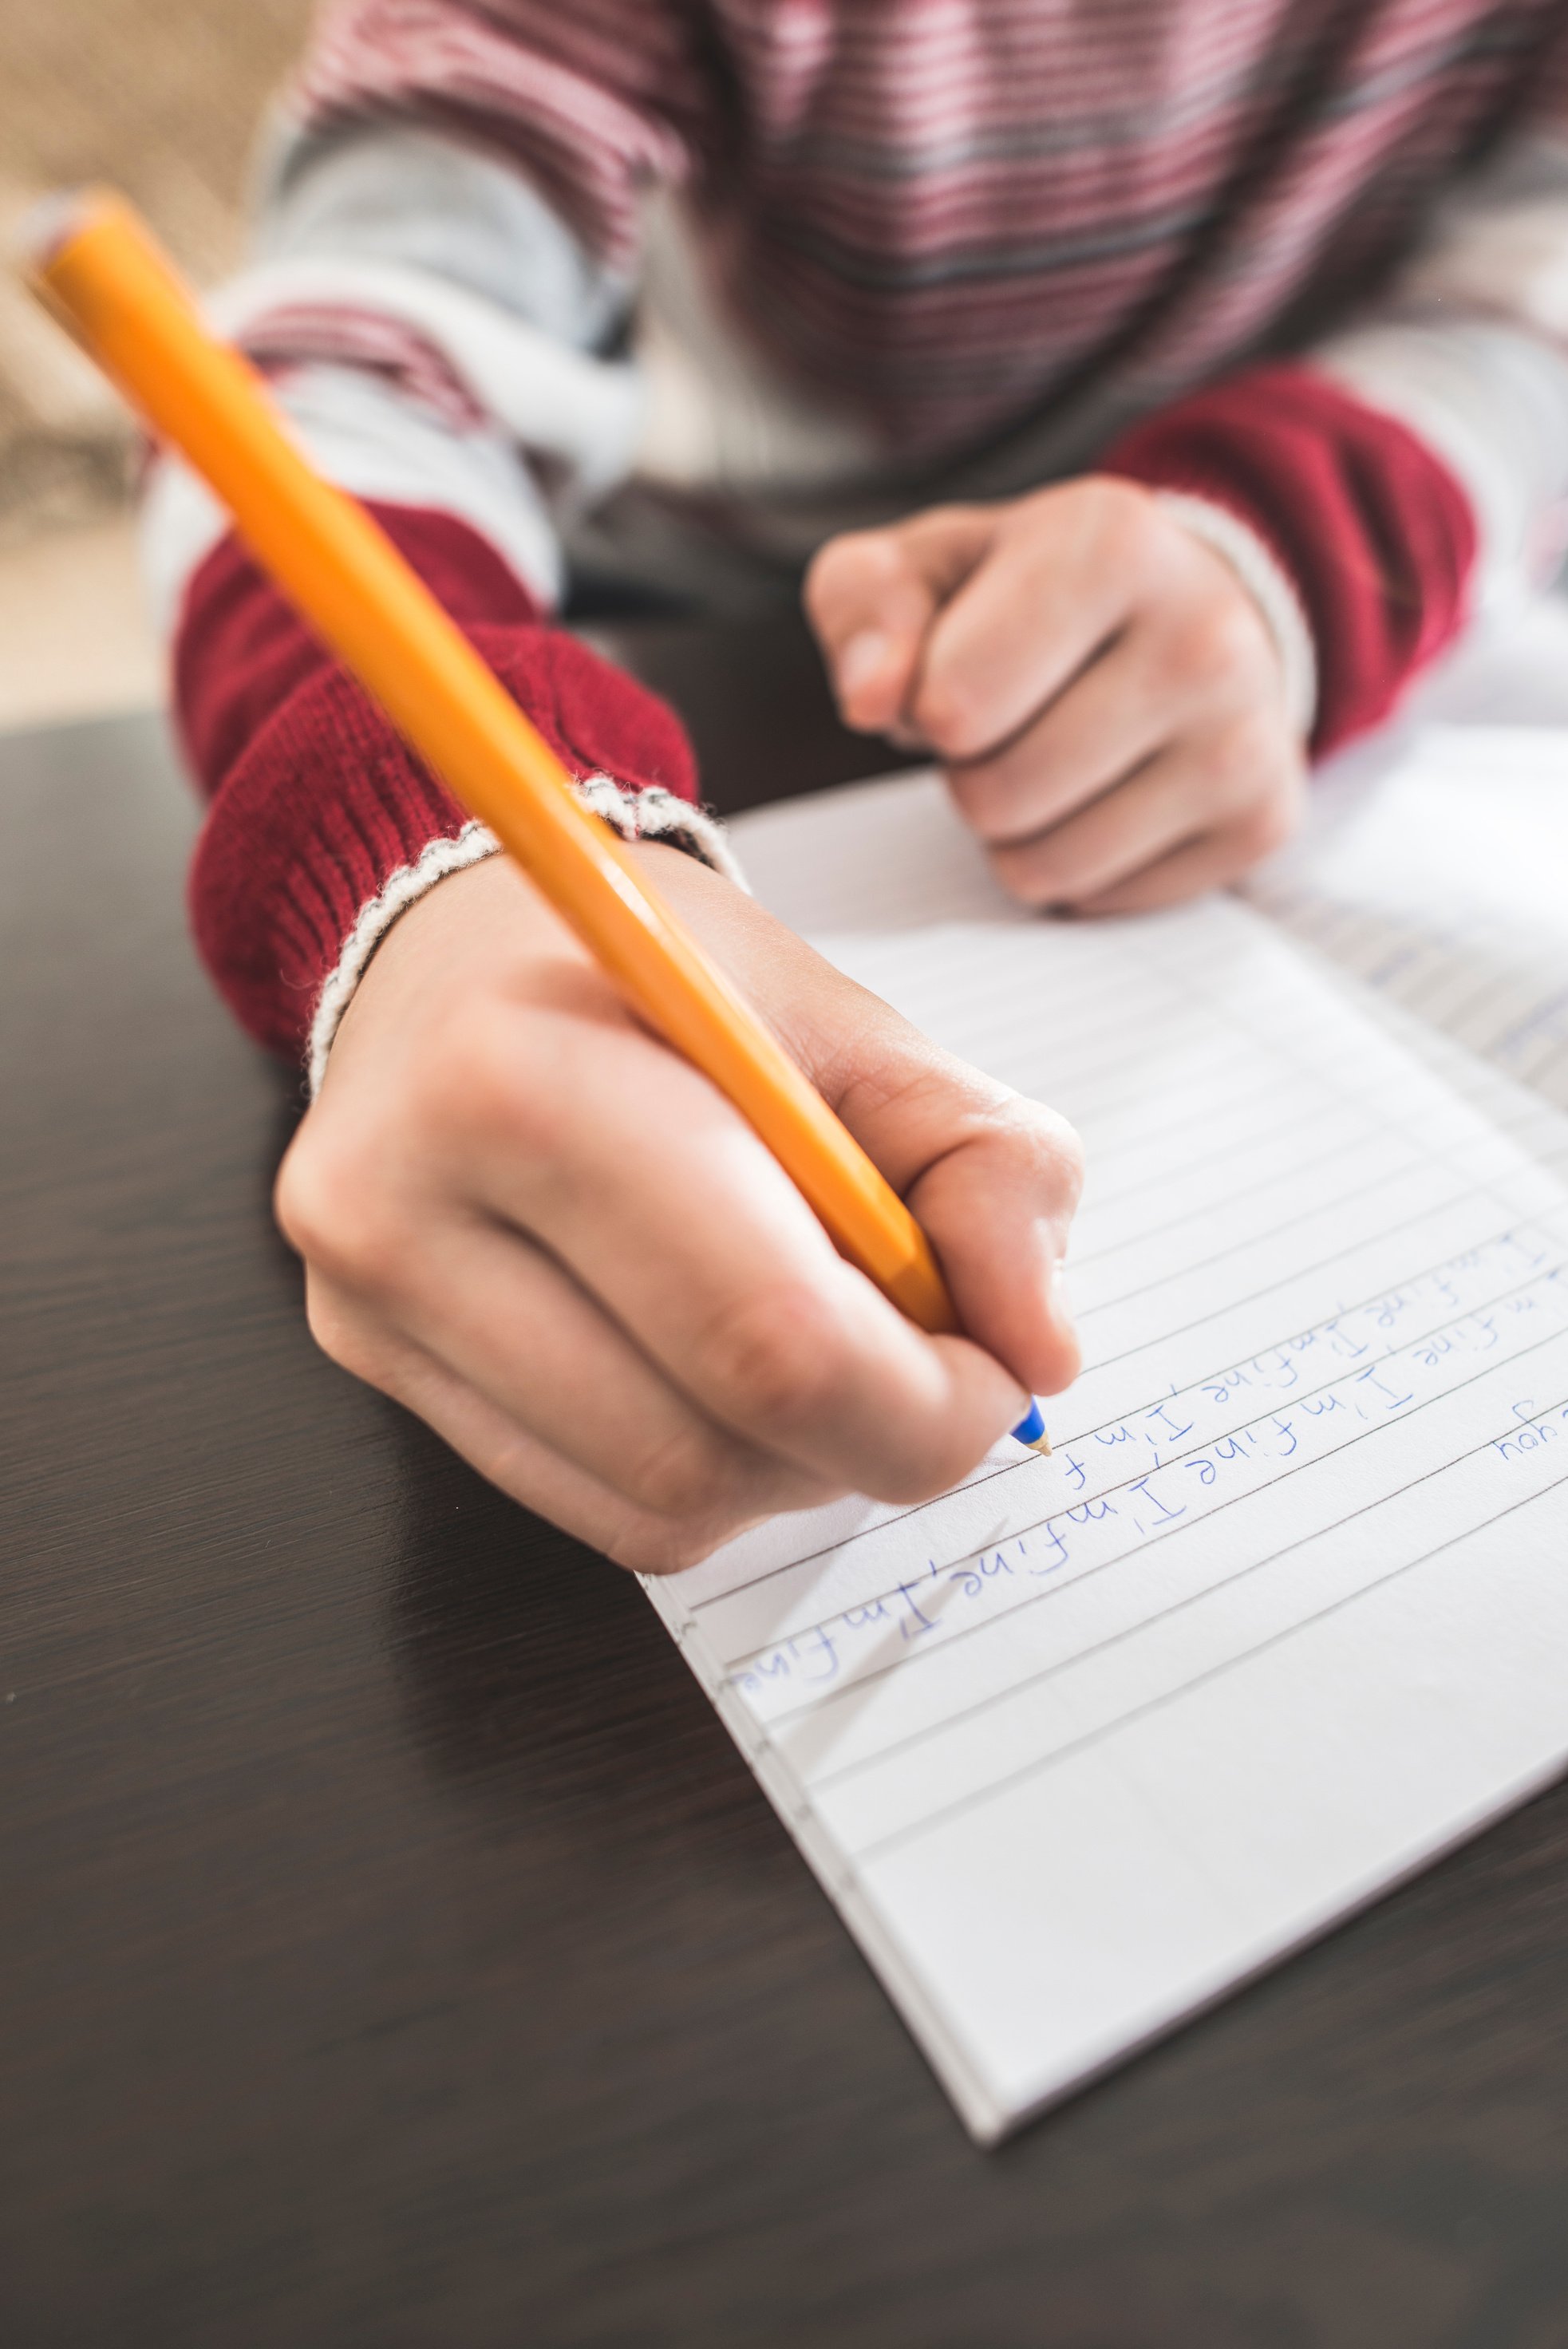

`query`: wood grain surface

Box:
[3,614,1567,2348]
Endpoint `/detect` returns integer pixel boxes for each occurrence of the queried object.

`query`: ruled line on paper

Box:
[1246,724,1568,1114]
[760,1321,1568,1764]
[716,1257,1568,1709]
[1258,886,1568,1111]
[840,1435,1568,1865]
[688,1182,1568,1618]
[641,764,1568,2135]
[806,1409,1568,1812]
[678,912,1568,1621]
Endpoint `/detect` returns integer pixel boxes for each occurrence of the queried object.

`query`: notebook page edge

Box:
[653,765,1568,2137]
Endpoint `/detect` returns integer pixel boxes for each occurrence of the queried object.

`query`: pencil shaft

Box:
[32,193,956,1335]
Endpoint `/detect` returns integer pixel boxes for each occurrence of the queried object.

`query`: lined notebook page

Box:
[641,772,1568,2143]
[1247,725,1568,1110]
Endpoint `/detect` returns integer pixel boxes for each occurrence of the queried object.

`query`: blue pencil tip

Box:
[1011,1397,1049,1452]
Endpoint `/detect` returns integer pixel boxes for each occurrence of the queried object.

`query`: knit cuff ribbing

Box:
[180,507,710,1062]
[304,775,745,1094]
[1104,365,1478,756]
[571,774,748,891]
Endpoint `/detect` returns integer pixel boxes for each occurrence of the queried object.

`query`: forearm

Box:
[1101,129,1568,760]
[144,121,735,1070]
[145,114,646,630]
[1313,128,1568,618]
[172,499,729,1074]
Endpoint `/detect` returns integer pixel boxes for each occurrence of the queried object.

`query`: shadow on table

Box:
[384,1422,783,1881]
[366,610,905,1857]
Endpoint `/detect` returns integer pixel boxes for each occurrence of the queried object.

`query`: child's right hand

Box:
[274,843,1084,1571]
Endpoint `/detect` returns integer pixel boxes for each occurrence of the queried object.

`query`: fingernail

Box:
[837,629,894,702]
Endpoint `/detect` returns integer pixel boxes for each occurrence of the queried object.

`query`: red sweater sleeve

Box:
[177,503,697,1060]
[1102,363,1479,756]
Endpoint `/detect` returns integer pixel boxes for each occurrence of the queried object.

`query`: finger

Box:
[1071,785,1305,916]
[911,482,1147,760]
[904,1098,1084,1400]
[944,625,1191,848]
[315,1293,780,1573]
[812,1043,1083,1399]
[459,1006,1030,1501]
[634,851,1084,1397]
[805,509,996,734]
[986,720,1290,909]
[369,1213,839,1526]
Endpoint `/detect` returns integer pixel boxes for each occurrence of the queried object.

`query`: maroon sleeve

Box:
[176,503,698,1060]
[1102,363,1479,756]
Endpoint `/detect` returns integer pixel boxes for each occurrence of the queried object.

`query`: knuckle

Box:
[1179,594,1266,689]
[944,757,1023,845]
[274,1123,409,1296]
[1206,720,1257,795]
[1204,711,1280,800]
[429,1000,581,1178]
[985,848,1041,909]
[865,1457,958,1509]
[430,1002,534,1134]
[300,1273,383,1385]
[863,1413,1011,1508]
[272,1135,329,1264]
[804,527,900,618]
[622,1423,741,1522]
[700,1278,843,1434]
[983,1092,1086,1209]
[274,1128,356,1272]
[603,1509,738,1577]
[914,663,984,756]
[986,836,1062,909]
[1235,763,1305,858]
[1033,1103,1088,1212]
[941,756,987,818]
[1076,475,1158,570]
[802,535,851,625]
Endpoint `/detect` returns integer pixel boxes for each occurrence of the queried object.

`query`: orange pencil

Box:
[24,188,1050,1448]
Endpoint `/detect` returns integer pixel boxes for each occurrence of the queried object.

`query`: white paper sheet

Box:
[1247,724,1568,1109]
[641,772,1568,2142]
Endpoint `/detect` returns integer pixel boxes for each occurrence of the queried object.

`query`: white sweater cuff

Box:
[305,778,746,1096]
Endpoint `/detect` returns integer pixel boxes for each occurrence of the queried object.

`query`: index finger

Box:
[913,482,1147,760]
[805,507,997,733]
[464,1005,1033,1503]
[631,847,1086,1402]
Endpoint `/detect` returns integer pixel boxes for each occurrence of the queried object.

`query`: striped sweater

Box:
[147,0,1568,1065]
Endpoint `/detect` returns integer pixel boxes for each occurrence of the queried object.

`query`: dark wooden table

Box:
[5,614,1568,2349]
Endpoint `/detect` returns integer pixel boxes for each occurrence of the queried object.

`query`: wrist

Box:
[180,510,710,1065]
[1103,364,1477,756]
[308,776,746,1096]
[1151,489,1318,740]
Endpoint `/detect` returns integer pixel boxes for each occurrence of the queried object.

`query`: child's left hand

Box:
[806,477,1306,914]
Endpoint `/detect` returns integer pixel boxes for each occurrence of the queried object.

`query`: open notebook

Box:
[638,748,1568,2144]
[1246,722,1568,1113]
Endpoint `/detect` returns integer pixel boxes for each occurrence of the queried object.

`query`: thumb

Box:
[805,509,994,735]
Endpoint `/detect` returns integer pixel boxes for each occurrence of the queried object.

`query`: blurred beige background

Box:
[0,0,311,726]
